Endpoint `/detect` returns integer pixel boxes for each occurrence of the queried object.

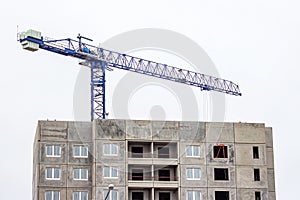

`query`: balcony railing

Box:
[128,152,178,159]
[128,175,178,181]
[128,152,152,158]
[153,153,177,159]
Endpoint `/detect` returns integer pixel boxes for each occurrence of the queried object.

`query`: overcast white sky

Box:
[0,0,299,199]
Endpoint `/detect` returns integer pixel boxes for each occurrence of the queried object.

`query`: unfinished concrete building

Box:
[33,120,276,200]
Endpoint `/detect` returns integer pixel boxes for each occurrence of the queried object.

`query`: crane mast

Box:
[18,29,242,120]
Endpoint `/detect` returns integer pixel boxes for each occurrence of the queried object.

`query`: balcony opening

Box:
[214,168,229,180]
[253,146,259,159]
[159,192,170,200]
[254,169,260,181]
[213,145,228,158]
[159,169,170,181]
[132,169,143,181]
[158,147,169,158]
[132,192,144,200]
[255,191,261,200]
[215,191,229,200]
[132,147,143,158]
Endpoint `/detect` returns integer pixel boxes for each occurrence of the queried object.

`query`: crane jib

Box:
[18,29,241,120]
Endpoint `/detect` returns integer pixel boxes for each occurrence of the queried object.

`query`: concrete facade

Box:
[33,120,276,200]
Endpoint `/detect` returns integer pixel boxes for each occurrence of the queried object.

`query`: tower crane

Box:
[18,29,241,120]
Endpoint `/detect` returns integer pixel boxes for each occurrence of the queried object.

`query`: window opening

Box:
[254,169,260,181]
[255,192,261,200]
[214,168,229,180]
[215,191,229,200]
[253,146,259,159]
[213,145,228,158]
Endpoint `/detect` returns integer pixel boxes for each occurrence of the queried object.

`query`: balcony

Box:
[128,189,152,200]
[128,142,178,165]
[153,142,177,159]
[128,177,178,188]
[128,188,178,200]
[128,165,178,188]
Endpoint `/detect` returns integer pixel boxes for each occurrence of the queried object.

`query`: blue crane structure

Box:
[18,29,242,120]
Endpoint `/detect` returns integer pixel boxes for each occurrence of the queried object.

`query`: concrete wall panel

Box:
[207,188,237,200]
[40,121,68,141]
[265,127,273,148]
[68,121,92,142]
[40,142,67,164]
[67,165,92,187]
[206,122,234,143]
[180,165,207,187]
[68,142,93,165]
[179,121,205,142]
[235,144,266,166]
[95,119,126,140]
[66,188,92,200]
[236,189,268,200]
[126,120,152,140]
[266,148,274,169]
[179,142,206,165]
[38,187,67,200]
[95,164,126,187]
[39,164,67,187]
[181,188,207,200]
[152,121,179,141]
[267,169,276,192]
[236,167,268,188]
[95,140,125,163]
[269,191,276,200]
[95,187,126,200]
[206,143,235,165]
[207,166,236,187]
[234,123,265,144]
